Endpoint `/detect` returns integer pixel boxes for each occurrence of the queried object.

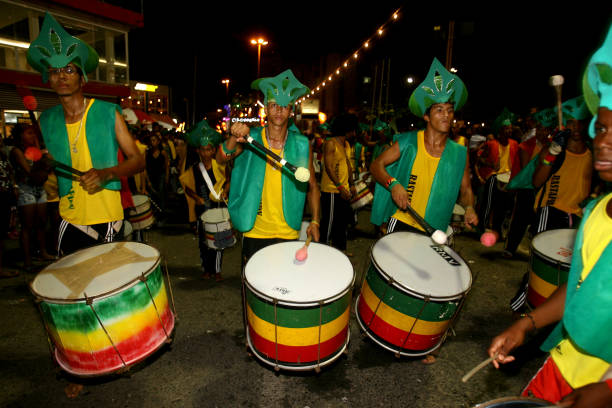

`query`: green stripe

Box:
[530,255,570,286]
[365,265,458,322]
[40,265,163,332]
[246,290,350,328]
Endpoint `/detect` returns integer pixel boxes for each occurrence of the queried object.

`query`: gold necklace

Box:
[71,98,87,154]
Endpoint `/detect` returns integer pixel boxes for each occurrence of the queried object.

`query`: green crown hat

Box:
[358,122,370,132]
[582,23,612,137]
[408,57,468,117]
[533,107,557,128]
[27,12,99,83]
[251,69,309,107]
[492,108,516,133]
[561,96,590,122]
[373,118,389,132]
[186,120,221,147]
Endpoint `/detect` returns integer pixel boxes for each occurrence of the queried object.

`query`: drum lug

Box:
[314,366,321,374]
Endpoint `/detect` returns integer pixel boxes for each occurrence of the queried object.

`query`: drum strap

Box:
[70,220,123,241]
[198,162,221,201]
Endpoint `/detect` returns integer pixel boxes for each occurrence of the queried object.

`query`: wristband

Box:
[310,220,320,227]
[221,141,236,156]
[520,313,537,331]
[544,153,557,163]
[385,177,397,188]
[606,379,612,392]
[388,180,401,192]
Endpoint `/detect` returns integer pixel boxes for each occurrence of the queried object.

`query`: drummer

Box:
[216,70,320,265]
[320,113,358,255]
[475,111,520,239]
[26,13,144,256]
[488,24,612,407]
[370,58,478,236]
[182,122,228,282]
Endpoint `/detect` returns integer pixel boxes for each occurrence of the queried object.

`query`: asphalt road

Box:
[0,205,549,408]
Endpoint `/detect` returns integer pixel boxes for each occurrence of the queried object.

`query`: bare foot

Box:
[421,354,436,364]
[64,383,83,398]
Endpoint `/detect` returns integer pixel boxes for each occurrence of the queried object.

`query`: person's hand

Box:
[464,206,478,228]
[560,382,612,408]
[339,186,352,201]
[350,184,357,198]
[230,123,250,142]
[488,318,532,368]
[79,168,110,194]
[306,222,320,242]
[390,183,409,210]
[549,129,571,155]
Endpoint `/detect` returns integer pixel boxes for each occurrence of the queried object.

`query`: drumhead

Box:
[132,194,149,207]
[496,172,510,183]
[31,242,160,301]
[201,207,230,223]
[371,232,471,300]
[531,229,575,265]
[244,242,354,306]
[123,220,133,236]
[473,396,549,407]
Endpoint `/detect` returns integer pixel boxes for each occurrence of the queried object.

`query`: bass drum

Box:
[473,396,550,407]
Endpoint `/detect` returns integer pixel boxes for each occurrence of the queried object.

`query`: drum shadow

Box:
[351,333,401,369]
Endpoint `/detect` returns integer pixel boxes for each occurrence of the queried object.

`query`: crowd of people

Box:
[0,11,610,407]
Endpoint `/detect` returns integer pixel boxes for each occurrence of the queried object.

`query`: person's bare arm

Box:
[532,144,556,189]
[79,110,145,193]
[216,123,246,164]
[458,154,478,227]
[370,141,408,209]
[306,144,321,242]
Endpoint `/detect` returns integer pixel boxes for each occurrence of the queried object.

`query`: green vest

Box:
[370,130,466,231]
[540,194,612,363]
[40,99,121,197]
[228,126,309,232]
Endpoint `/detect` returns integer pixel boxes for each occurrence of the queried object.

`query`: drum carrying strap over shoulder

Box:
[198,162,221,201]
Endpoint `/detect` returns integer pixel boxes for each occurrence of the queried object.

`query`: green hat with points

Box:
[409,58,468,117]
[251,69,309,107]
[27,12,99,83]
[582,23,612,137]
[533,107,557,128]
[186,120,221,147]
[561,96,590,122]
[492,108,516,133]
[373,118,389,132]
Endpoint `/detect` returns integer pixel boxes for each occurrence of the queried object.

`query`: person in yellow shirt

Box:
[320,114,357,254]
[488,24,612,407]
[28,13,144,256]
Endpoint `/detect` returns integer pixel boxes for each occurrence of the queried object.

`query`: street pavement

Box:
[0,201,549,407]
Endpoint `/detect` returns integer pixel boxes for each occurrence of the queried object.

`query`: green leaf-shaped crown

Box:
[27,12,99,83]
[251,69,309,107]
[186,120,221,147]
[408,58,468,117]
[533,107,557,128]
[582,23,612,137]
[492,108,516,134]
[561,96,590,123]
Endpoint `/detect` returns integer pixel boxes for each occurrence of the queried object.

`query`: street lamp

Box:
[250,37,268,78]
[221,79,230,100]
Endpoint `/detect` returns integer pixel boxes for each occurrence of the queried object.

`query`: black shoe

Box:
[510,272,529,312]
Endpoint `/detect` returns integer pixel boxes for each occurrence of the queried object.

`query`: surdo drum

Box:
[472,396,550,407]
[527,229,575,308]
[356,232,472,356]
[128,195,155,230]
[350,180,374,210]
[30,242,175,376]
[200,207,236,249]
[244,242,354,371]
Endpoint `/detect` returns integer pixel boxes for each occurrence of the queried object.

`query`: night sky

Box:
[128,3,612,124]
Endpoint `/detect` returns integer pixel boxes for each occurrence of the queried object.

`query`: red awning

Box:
[131,109,154,123]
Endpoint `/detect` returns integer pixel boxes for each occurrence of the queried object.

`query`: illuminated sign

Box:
[134,83,159,92]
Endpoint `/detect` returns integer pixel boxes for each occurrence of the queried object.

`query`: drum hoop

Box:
[244,277,354,308]
[530,244,572,268]
[472,396,549,407]
[369,236,472,302]
[30,243,162,304]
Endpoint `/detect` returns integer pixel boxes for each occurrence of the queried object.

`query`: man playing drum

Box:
[27,13,144,256]
[182,121,228,281]
[320,113,358,255]
[488,24,612,408]
[370,58,478,237]
[216,70,321,265]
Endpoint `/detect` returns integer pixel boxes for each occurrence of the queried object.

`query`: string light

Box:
[364,41,369,48]
[378,28,384,35]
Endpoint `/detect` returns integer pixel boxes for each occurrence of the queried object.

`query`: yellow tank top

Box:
[244,129,298,239]
[43,172,59,203]
[392,130,440,231]
[551,193,612,388]
[321,139,350,193]
[498,143,511,174]
[59,99,123,225]
[534,149,592,215]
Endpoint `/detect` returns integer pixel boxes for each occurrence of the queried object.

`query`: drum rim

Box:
[200,207,230,222]
[244,242,355,307]
[472,396,550,407]
[30,242,162,304]
[530,229,575,267]
[130,195,150,207]
[370,232,472,301]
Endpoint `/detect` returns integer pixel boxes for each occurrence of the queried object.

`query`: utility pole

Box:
[445,20,455,70]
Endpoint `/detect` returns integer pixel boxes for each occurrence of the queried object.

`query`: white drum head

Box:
[31,242,160,300]
[132,195,149,207]
[496,172,510,183]
[453,204,465,215]
[531,229,576,265]
[371,232,471,299]
[245,242,354,306]
[123,220,133,236]
[201,208,230,223]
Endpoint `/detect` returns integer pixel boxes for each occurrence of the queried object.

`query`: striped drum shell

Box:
[355,232,471,356]
[30,242,175,376]
[244,242,354,371]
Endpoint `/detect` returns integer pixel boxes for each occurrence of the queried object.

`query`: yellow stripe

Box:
[50,289,169,352]
[361,281,449,336]
[529,269,558,298]
[247,304,348,346]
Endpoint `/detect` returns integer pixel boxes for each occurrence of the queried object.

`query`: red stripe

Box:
[357,296,442,351]
[54,307,174,375]
[129,212,153,223]
[248,325,348,365]
[527,288,548,308]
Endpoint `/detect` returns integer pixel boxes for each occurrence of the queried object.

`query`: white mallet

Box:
[549,75,564,129]
[402,203,447,245]
[246,136,311,182]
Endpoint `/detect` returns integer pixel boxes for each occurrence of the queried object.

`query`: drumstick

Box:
[402,202,447,245]
[549,75,564,129]
[461,352,499,383]
[295,235,312,261]
[24,147,85,176]
[245,136,311,182]
[47,158,84,177]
